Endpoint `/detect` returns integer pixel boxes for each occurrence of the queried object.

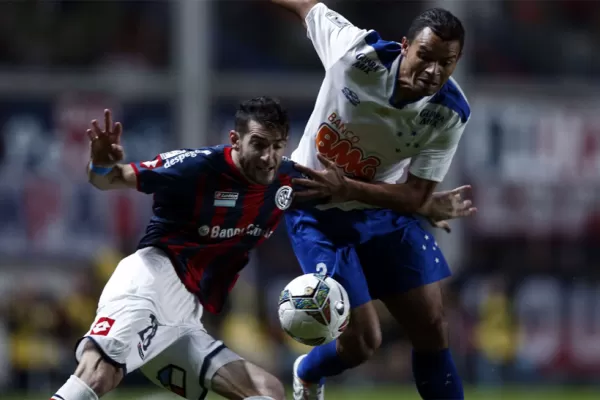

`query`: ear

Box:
[401,36,409,56]
[229,130,241,149]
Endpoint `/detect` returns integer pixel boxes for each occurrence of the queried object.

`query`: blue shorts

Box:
[285,207,451,309]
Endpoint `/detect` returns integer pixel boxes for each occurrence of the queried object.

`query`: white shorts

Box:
[75,247,242,399]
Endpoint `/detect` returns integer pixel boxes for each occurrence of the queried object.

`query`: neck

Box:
[231,147,242,170]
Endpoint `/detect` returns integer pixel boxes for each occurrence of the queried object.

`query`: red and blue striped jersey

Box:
[130,145,303,313]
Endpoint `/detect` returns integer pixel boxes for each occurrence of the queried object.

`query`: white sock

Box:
[244,397,275,400]
[52,375,99,400]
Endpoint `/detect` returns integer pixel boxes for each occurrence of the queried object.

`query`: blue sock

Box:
[412,349,464,399]
[297,340,350,384]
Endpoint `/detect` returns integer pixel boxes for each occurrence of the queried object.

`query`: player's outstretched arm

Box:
[87,162,136,191]
[346,172,436,213]
[271,0,368,70]
[85,109,136,191]
[293,154,434,213]
[271,0,317,22]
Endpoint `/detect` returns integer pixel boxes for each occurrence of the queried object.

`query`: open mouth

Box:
[418,78,438,86]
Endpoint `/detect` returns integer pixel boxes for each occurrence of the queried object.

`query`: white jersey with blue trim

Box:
[291,3,471,210]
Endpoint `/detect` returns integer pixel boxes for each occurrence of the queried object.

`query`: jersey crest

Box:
[275,185,293,210]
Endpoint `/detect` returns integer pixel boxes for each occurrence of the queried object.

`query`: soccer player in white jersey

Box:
[271,1,474,399]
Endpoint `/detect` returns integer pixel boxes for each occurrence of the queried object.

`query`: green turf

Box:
[16,386,600,400]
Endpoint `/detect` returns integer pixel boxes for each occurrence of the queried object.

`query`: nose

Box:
[424,62,439,76]
[260,146,274,164]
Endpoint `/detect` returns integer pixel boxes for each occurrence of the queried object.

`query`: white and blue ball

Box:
[278,273,350,346]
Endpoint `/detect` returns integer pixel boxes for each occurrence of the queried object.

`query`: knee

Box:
[338,322,382,365]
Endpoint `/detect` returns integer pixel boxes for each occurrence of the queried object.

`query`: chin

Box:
[415,80,441,96]
[419,83,440,95]
[254,173,276,185]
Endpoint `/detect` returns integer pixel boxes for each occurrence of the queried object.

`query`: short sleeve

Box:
[305,3,370,70]
[408,118,467,182]
[130,149,209,194]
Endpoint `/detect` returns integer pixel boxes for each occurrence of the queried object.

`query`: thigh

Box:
[75,249,191,374]
[285,209,372,309]
[141,329,242,400]
[358,217,451,299]
[76,303,181,375]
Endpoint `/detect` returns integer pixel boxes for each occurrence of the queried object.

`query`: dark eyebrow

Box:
[249,134,270,142]
[250,135,287,143]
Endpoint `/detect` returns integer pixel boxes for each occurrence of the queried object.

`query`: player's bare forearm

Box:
[271,0,317,21]
[87,163,136,191]
[344,174,436,214]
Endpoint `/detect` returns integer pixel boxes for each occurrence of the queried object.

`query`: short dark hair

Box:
[406,8,465,51]
[235,96,290,138]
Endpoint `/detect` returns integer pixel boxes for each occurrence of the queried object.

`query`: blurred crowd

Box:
[1,0,600,395]
[1,0,600,77]
[0,1,170,70]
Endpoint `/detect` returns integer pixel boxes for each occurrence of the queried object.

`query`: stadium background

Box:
[0,1,599,399]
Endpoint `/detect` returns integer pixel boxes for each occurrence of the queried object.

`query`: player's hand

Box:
[87,109,124,167]
[418,185,477,233]
[292,153,350,203]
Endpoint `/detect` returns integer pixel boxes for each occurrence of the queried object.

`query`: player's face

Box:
[400,27,462,96]
[230,120,287,185]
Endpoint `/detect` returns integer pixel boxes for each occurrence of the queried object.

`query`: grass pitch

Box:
[12,385,600,400]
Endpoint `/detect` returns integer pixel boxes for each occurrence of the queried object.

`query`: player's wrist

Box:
[342,176,360,201]
[89,160,115,176]
[416,197,433,217]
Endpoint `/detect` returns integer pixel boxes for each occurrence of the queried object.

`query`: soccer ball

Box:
[278,273,350,346]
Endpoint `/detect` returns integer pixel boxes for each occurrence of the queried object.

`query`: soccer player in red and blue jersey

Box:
[52,97,298,400]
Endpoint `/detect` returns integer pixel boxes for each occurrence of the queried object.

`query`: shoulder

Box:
[335,30,401,95]
[361,31,402,72]
[428,77,471,124]
[159,146,221,169]
[336,30,401,73]
[277,157,303,178]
